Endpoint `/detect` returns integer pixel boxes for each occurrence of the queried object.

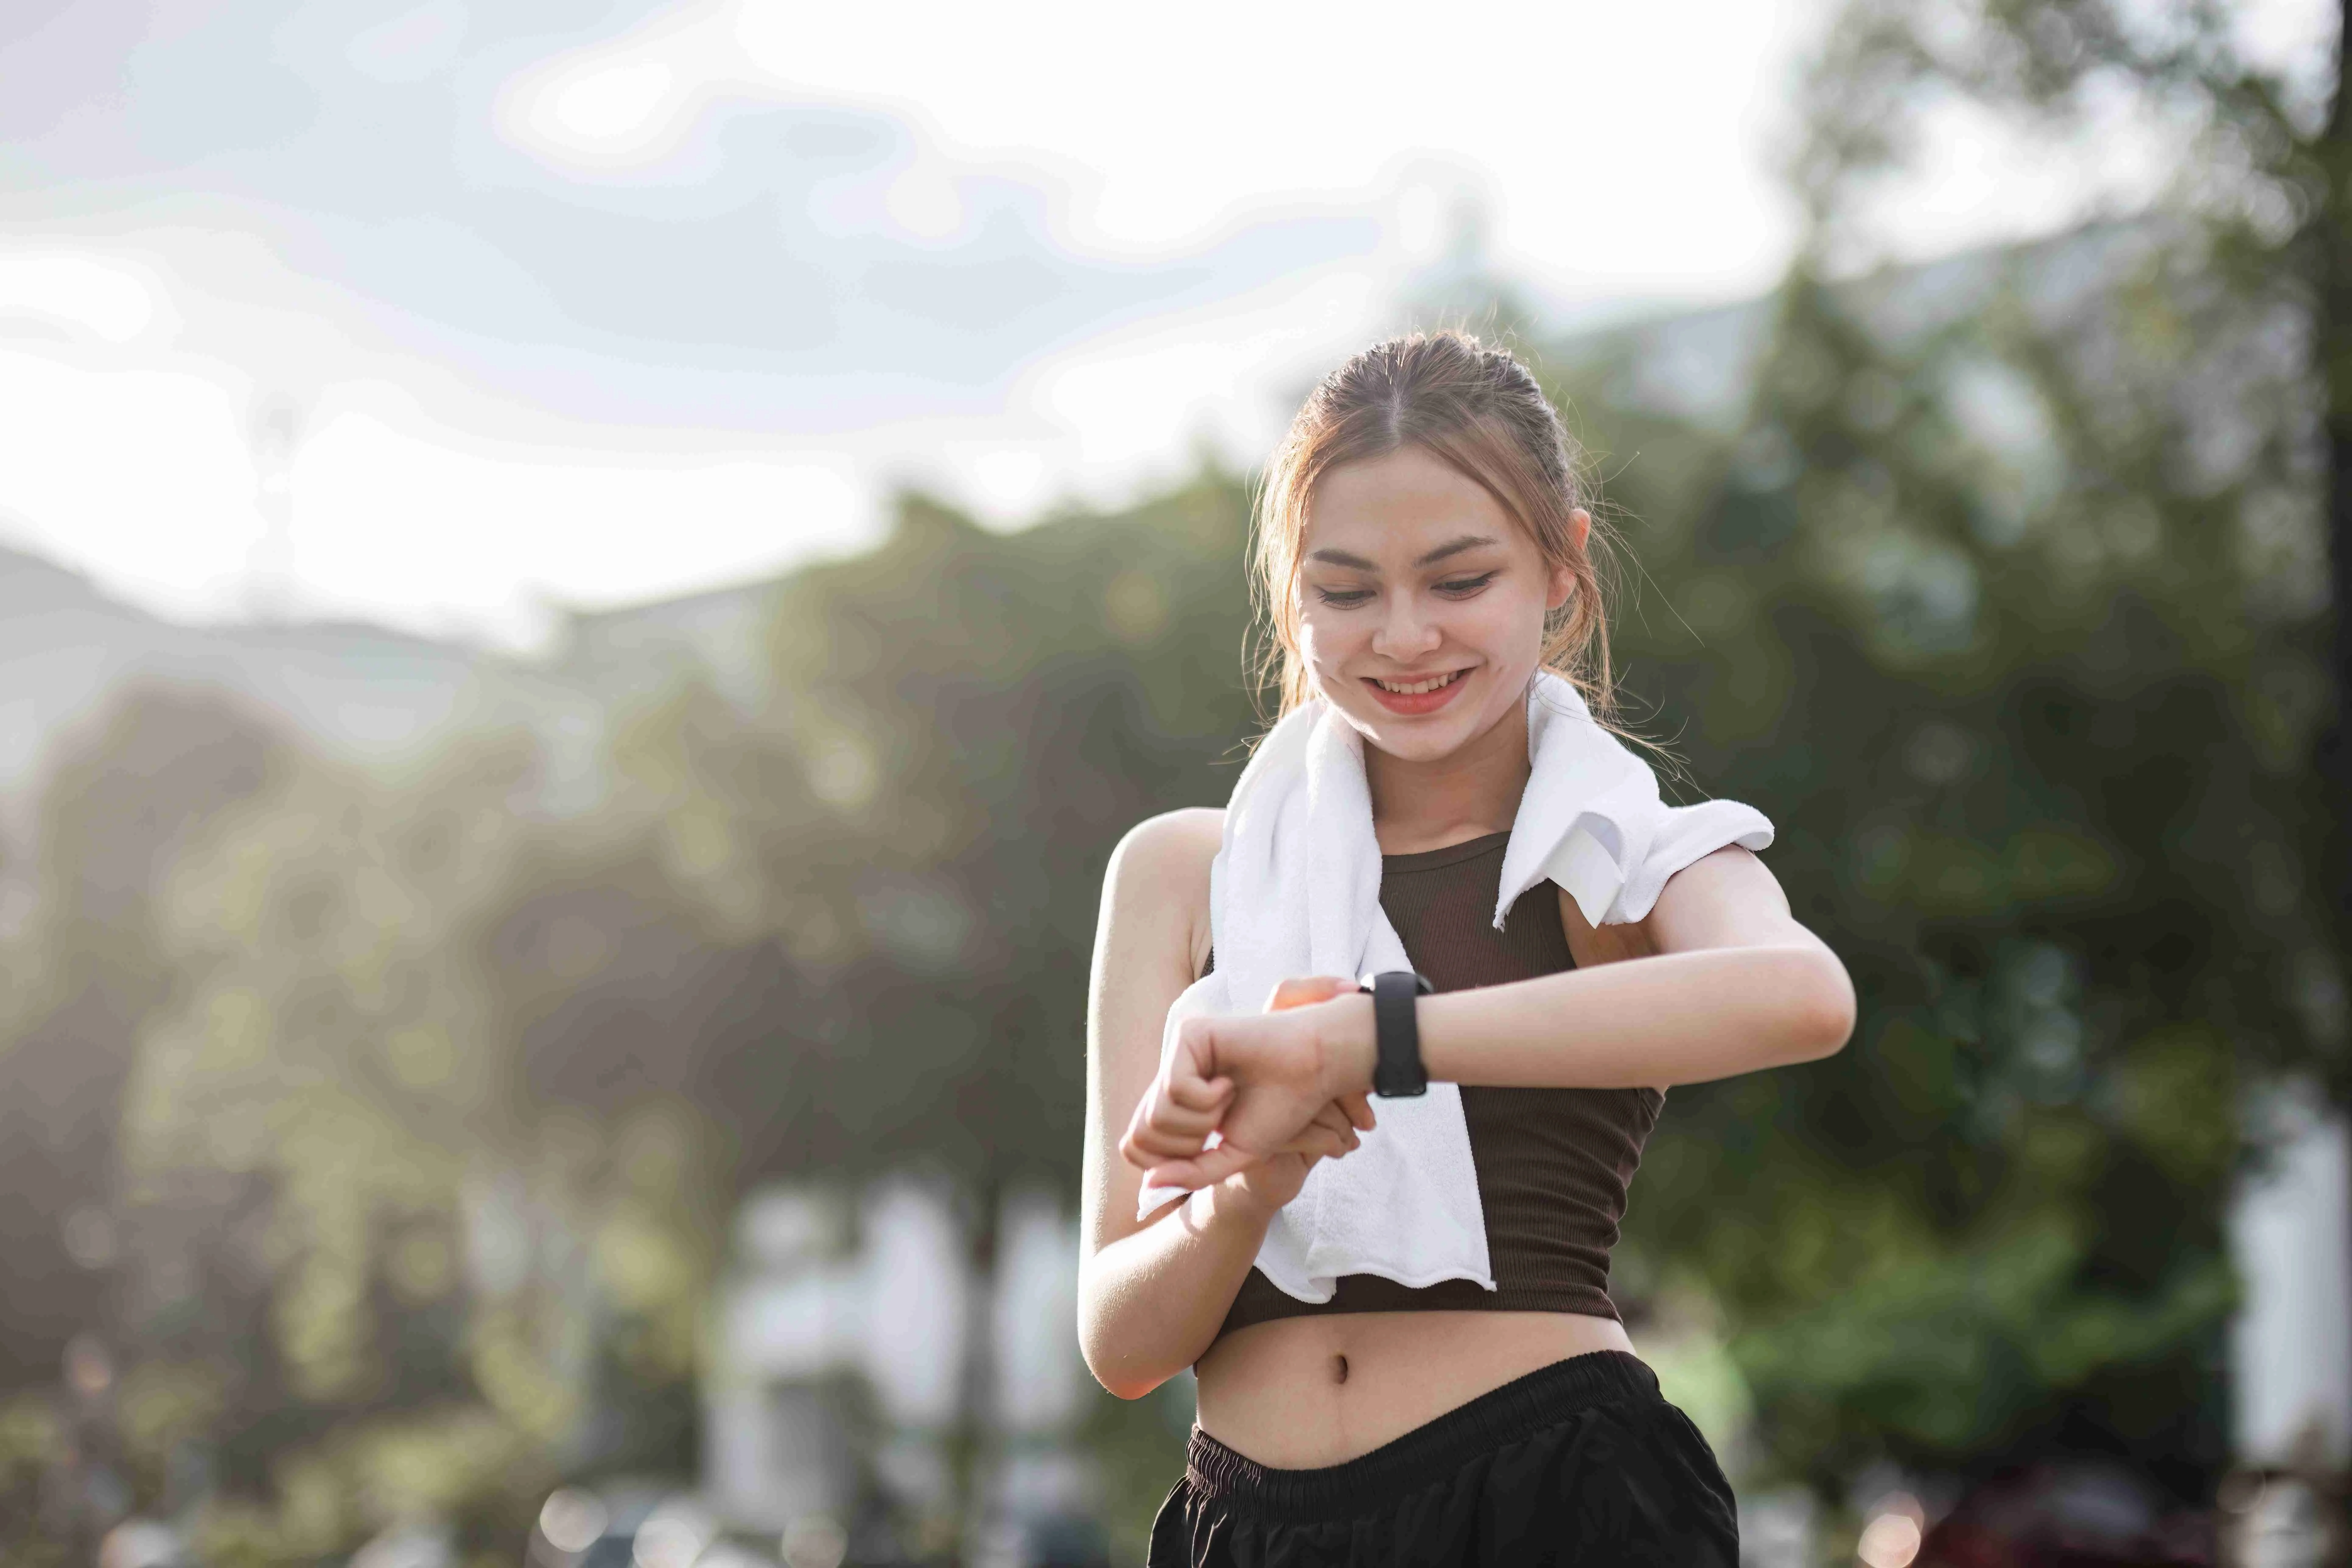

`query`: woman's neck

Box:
[1365,701,1532,856]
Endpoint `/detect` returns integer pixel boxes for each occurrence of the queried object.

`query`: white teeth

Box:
[1374,671,1464,695]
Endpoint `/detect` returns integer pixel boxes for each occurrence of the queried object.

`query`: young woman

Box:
[1078,332,1855,1566]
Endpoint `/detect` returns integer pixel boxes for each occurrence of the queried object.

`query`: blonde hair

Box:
[1249,330,1619,720]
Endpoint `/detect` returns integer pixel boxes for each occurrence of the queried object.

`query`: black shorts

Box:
[1146,1350,1739,1567]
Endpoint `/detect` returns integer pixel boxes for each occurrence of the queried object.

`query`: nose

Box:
[1370,590,1442,663]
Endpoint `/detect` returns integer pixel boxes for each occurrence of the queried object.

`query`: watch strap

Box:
[1361,969,1434,1098]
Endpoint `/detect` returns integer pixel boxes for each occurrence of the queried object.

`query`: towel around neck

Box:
[1136,671,1774,1304]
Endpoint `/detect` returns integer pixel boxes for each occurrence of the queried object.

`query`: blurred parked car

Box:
[1916,1460,2214,1566]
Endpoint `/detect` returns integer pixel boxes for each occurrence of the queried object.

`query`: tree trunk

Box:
[2326,0,2352,1505]
[2328,1,2352,999]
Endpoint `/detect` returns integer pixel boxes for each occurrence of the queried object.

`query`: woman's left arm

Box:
[1416,844,1855,1090]
[1126,846,1856,1190]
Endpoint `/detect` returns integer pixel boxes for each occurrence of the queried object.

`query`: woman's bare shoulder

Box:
[1107,807,1223,894]
[1104,809,1221,974]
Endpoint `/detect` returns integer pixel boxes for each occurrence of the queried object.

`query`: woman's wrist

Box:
[1316,991,1379,1097]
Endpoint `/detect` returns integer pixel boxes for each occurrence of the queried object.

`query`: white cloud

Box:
[548,61,681,145]
[8,0,2331,661]
[968,449,1047,512]
[0,351,261,617]
[493,0,1809,299]
[0,253,167,345]
[495,4,729,170]
[0,0,1829,650]
[287,397,866,628]
[347,0,470,85]
[1004,264,1383,507]
[0,344,873,649]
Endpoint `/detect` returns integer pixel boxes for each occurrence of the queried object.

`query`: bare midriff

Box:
[1192,1308,1638,1469]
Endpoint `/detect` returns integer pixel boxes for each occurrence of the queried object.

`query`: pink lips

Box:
[1361,668,1471,716]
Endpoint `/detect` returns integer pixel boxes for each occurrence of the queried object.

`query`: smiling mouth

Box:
[1369,670,1468,695]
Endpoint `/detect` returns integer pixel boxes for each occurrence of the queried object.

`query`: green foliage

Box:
[1579,0,2345,1496]
[3,337,2334,1533]
[0,1393,67,1565]
[1,1,2339,1536]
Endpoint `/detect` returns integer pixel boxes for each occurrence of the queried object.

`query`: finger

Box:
[1176,1014,1222,1072]
[1272,1114,1345,1156]
[1314,1113,1356,1153]
[1311,1102,1356,1143]
[1138,1082,1230,1135]
[1338,1091,1377,1132]
[1137,1117,1219,1157]
[1124,1122,1211,1161]
[1121,1098,1216,1163]
[1128,1094,1221,1147]
[1122,1131,1196,1172]
[1320,1101,1363,1145]
[1276,1112,1355,1159]
[1146,1143,1258,1191]
[1265,975,1358,1013]
[1295,1125,1352,1161]
[1273,1127,1353,1157]
[1132,1118,1218,1157]
[1166,1073,1234,1114]
[1130,1070,1230,1128]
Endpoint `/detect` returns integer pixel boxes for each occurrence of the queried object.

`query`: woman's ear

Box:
[1547,508,1592,611]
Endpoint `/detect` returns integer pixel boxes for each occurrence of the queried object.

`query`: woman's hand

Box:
[1119,975,1378,1191]
[1213,1130,1341,1217]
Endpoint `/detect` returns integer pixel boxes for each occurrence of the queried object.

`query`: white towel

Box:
[1135,670,1774,1304]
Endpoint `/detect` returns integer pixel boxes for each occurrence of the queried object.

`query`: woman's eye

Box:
[1314,587,1375,608]
[1436,572,1498,595]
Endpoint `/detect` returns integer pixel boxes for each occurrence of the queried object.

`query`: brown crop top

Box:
[1208,830,1664,1346]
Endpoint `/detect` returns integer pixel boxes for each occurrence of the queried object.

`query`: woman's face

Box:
[1298,444,1580,765]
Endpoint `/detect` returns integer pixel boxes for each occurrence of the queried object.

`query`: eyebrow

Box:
[1306,534,1500,572]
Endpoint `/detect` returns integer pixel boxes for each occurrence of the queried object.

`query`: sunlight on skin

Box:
[1298,446,1581,795]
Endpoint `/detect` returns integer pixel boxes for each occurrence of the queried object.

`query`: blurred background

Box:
[1,0,2348,1564]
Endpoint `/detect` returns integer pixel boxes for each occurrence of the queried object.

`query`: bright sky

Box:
[0,0,2330,653]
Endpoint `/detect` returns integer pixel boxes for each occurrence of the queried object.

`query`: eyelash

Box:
[1313,572,1497,609]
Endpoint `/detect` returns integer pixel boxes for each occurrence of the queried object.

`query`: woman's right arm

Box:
[1077,809,1346,1400]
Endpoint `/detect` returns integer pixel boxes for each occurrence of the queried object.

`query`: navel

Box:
[1332,1353,1349,1385]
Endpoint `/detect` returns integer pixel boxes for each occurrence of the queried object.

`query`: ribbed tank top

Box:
[1209,830,1663,1344]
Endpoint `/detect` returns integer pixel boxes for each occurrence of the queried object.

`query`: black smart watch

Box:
[1360,969,1434,1098]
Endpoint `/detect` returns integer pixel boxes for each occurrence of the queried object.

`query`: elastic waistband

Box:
[1183,1350,1661,1522]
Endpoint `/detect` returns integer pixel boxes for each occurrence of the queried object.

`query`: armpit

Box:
[1555,883,1660,967]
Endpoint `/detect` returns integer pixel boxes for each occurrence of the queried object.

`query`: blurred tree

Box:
[564,478,1263,1198]
[5,14,2342,1540]
[0,694,752,1562]
[0,691,275,1385]
[0,690,276,1560]
[0,475,1269,1558]
[1547,0,2347,1507]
